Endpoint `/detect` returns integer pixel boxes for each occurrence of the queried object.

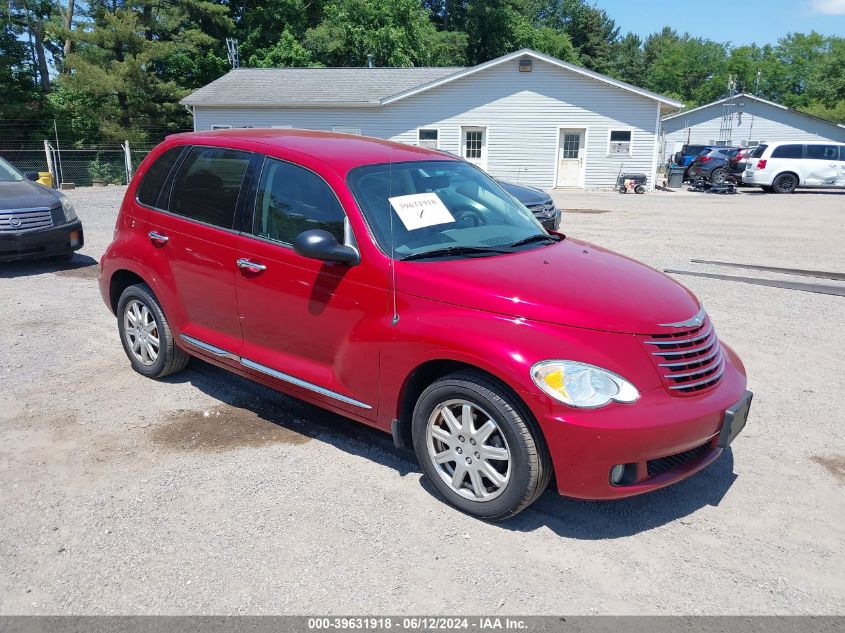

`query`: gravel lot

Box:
[1,184,843,615]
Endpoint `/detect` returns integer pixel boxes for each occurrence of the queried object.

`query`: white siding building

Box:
[182,49,681,190]
[662,93,845,161]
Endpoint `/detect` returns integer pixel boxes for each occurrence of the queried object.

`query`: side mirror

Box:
[24,172,39,181]
[293,229,360,265]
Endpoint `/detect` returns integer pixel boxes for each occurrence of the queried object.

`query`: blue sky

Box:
[598,0,845,45]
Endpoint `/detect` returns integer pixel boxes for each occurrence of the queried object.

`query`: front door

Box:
[235,156,384,417]
[556,129,584,187]
[145,145,253,366]
[461,126,487,170]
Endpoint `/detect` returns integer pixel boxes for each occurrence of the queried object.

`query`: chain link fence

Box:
[0,143,146,188]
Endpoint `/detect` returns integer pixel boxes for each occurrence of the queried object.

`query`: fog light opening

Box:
[69,231,82,248]
[609,463,636,486]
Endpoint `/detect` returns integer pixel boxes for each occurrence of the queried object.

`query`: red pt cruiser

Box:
[99,130,751,520]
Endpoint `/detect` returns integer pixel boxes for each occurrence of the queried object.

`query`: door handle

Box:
[236,258,267,273]
[148,231,169,244]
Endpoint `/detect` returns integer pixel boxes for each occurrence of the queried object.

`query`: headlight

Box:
[60,196,77,222]
[531,360,639,408]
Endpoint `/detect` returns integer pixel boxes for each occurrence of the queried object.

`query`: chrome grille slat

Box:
[664,351,724,379]
[0,207,54,232]
[668,361,725,390]
[644,323,713,346]
[658,343,721,367]
[641,313,725,396]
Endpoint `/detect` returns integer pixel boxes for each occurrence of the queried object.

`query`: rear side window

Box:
[169,146,252,228]
[806,145,840,161]
[252,158,345,245]
[771,144,803,159]
[751,144,768,158]
[137,147,183,209]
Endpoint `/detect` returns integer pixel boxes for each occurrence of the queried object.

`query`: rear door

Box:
[804,144,842,186]
[144,145,254,365]
[234,156,384,417]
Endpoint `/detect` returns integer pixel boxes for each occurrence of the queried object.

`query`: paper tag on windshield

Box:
[388,193,455,231]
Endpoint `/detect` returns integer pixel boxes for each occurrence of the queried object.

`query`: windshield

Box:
[0,157,24,183]
[348,160,548,260]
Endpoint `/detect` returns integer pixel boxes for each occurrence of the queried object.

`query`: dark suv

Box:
[687,147,742,184]
[0,157,83,261]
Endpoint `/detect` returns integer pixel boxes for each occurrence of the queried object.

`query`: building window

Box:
[746,140,760,147]
[609,130,632,155]
[562,133,580,158]
[465,130,483,158]
[418,129,439,149]
[332,126,361,135]
[211,124,231,130]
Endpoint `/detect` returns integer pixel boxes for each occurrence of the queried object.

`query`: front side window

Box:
[137,147,184,209]
[348,160,546,261]
[609,130,632,155]
[806,145,840,161]
[771,144,803,159]
[252,158,345,245]
[169,146,252,228]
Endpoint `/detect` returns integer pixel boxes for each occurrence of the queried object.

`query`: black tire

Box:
[772,173,798,193]
[412,370,552,521]
[634,185,646,194]
[116,283,189,379]
[710,168,726,185]
[618,187,627,194]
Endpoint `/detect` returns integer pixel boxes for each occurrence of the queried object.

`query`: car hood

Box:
[0,180,60,210]
[497,180,550,205]
[396,237,701,334]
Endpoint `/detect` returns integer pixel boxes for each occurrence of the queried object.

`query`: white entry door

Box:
[461,126,487,169]
[556,129,585,187]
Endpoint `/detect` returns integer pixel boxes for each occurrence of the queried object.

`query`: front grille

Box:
[641,314,724,395]
[647,442,711,477]
[527,200,555,217]
[0,207,54,232]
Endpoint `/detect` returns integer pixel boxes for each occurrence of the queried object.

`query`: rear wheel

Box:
[412,371,551,521]
[773,173,798,193]
[117,283,189,379]
[710,168,727,185]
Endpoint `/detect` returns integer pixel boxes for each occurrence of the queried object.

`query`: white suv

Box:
[743,141,845,193]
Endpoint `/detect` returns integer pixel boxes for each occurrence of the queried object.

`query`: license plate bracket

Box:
[718,391,753,448]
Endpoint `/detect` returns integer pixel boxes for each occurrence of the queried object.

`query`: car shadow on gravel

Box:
[160,359,419,476]
[162,359,739,536]
[0,253,98,279]
[501,451,738,538]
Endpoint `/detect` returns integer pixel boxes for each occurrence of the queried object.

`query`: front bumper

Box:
[0,219,84,262]
[524,345,749,500]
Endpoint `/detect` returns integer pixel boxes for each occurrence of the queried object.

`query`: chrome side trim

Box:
[178,334,372,410]
[658,306,706,329]
[241,358,372,410]
[645,322,713,346]
[179,334,240,361]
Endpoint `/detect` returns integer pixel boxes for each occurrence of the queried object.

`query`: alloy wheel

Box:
[123,299,160,366]
[426,399,512,501]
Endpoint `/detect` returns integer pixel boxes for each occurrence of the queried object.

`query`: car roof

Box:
[164,128,459,175]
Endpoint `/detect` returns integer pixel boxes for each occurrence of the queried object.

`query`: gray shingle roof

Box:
[181,67,465,106]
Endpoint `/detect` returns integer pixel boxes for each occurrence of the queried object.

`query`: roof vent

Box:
[367,54,374,68]
[519,58,532,72]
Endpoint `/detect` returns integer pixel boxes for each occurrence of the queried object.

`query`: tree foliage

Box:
[2,0,844,146]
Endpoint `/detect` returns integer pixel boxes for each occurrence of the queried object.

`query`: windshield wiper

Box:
[399,246,512,261]
[508,233,560,248]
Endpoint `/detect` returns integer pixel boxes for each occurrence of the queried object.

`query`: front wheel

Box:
[117,283,190,379]
[773,173,798,193]
[710,168,727,185]
[412,371,551,521]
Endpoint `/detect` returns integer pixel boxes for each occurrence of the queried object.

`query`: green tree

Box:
[304,0,461,66]
[249,28,320,67]
[465,0,533,65]
[609,32,645,86]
